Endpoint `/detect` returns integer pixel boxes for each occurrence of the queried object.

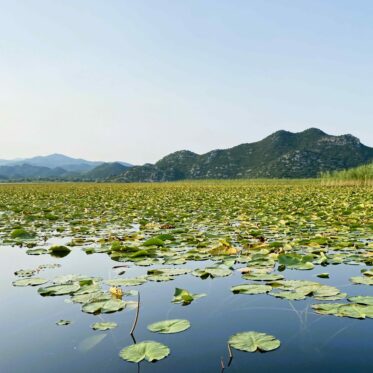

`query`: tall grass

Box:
[320,163,373,186]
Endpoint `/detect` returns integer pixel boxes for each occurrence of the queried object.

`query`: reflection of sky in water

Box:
[1,246,373,373]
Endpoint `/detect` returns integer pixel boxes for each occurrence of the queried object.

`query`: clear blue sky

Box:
[1,0,372,164]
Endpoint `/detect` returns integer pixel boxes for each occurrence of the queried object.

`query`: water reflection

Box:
[0,246,373,372]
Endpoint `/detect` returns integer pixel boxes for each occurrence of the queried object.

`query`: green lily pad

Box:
[49,245,71,257]
[147,274,174,282]
[143,237,165,247]
[13,277,48,287]
[317,273,330,279]
[278,253,314,270]
[91,322,117,330]
[82,298,126,314]
[192,267,232,279]
[228,331,280,352]
[38,283,80,296]
[172,288,206,305]
[105,276,147,287]
[119,341,170,363]
[14,269,36,277]
[26,248,48,255]
[231,284,272,295]
[242,272,284,281]
[56,320,71,326]
[147,268,191,276]
[350,276,373,285]
[312,303,373,319]
[147,319,190,334]
[10,228,35,239]
[348,296,373,305]
[270,291,306,300]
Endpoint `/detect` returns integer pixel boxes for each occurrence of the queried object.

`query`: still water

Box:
[1,246,373,373]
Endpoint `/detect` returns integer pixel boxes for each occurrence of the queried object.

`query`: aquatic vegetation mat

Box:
[1,181,372,368]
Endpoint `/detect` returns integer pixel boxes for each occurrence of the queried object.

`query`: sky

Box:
[1,0,373,165]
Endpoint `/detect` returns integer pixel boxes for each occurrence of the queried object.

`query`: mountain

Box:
[0,154,103,172]
[0,154,132,181]
[115,128,373,181]
[82,162,129,180]
[0,164,68,180]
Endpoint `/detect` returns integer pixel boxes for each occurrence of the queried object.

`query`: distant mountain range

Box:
[115,128,373,181]
[1,129,372,181]
[0,154,132,181]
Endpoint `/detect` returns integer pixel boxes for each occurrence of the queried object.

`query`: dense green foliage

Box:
[117,128,373,181]
[321,162,373,184]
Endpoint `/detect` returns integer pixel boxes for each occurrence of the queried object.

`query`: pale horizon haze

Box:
[1,0,373,165]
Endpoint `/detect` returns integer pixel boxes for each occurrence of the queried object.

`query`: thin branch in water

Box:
[220,356,225,370]
[130,291,140,335]
[227,343,233,358]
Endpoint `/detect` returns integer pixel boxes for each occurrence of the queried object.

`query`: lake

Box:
[0,182,372,372]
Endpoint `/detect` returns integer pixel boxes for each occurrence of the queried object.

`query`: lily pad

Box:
[270,291,306,300]
[105,277,147,287]
[192,267,232,279]
[49,245,71,257]
[91,322,117,330]
[26,248,48,255]
[231,284,272,295]
[172,288,206,305]
[38,283,80,296]
[119,341,170,363]
[278,253,314,270]
[350,276,373,285]
[82,298,126,314]
[242,272,284,281]
[348,296,373,305]
[312,303,373,319]
[56,320,71,326]
[13,277,48,287]
[147,319,190,334]
[228,331,280,352]
[14,269,36,277]
[317,273,330,279]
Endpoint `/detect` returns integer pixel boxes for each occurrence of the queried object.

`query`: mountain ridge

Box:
[1,128,372,181]
[115,128,373,181]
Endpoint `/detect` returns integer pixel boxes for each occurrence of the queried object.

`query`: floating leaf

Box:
[105,277,147,287]
[10,228,35,239]
[231,284,272,295]
[242,272,284,281]
[26,248,48,255]
[56,320,71,326]
[278,253,314,270]
[91,322,117,330]
[192,267,232,279]
[82,298,126,314]
[350,276,373,285]
[119,341,170,363]
[312,303,373,319]
[13,277,48,287]
[270,291,306,300]
[38,283,80,296]
[147,319,190,334]
[49,245,71,257]
[172,288,206,305]
[348,296,373,305]
[228,331,280,352]
[14,269,36,277]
